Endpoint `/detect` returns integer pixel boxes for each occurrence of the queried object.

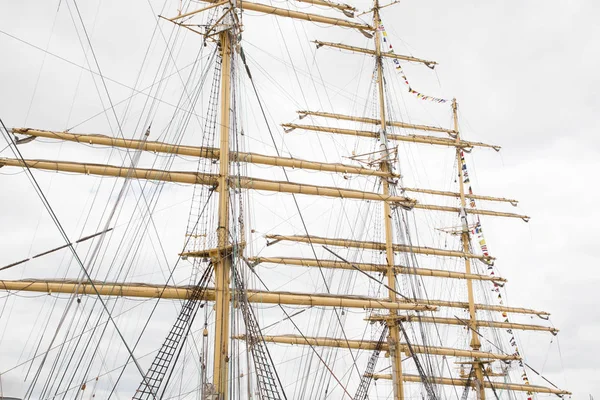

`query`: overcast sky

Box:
[0,0,598,398]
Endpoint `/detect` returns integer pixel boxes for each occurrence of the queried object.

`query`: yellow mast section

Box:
[453,99,485,399]
[372,3,404,398]
[212,29,233,399]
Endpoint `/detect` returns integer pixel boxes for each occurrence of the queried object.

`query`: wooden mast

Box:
[373,3,404,398]
[453,99,486,399]
[213,27,233,399]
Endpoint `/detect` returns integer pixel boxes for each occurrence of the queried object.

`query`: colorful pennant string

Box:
[378,23,449,104]
[461,150,533,398]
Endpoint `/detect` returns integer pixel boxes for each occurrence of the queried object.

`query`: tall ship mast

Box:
[0,0,571,399]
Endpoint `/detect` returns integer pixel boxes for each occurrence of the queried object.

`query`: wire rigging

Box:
[0,117,149,395]
[240,44,364,393]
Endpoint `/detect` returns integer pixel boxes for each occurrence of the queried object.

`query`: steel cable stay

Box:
[0,28,213,131]
[133,264,214,400]
[228,52,291,396]
[244,260,355,399]
[0,117,151,397]
[43,126,162,398]
[43,125,156,399]
[232,260,288,400]
[15,232,112,396]
[460,366,474,400]
[352,325,388,400]
[44,121,166,398]
[256,24,379,400]
[0,2,573,399]
[240,45,366,393]
[102,43,220,399]
[28,5,217,397]
[16,0,136,393]
[109,188,216,399]
[363,173,447,396]
[4,16,176,382]
[82,48,217,388]
[390,196,450,398]
[397,320,438,400]
[0,294,162,382]
[68,0,214,299]
[132,34,226,399]
[384,68,446,396]
[482,367,500,400]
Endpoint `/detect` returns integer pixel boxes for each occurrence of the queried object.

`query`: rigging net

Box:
[133,263,214,400]
[232,263,287,400]
[183,50,223,283]
[397,320,439,400]
[460,366,474,400]
[353,325,388,400]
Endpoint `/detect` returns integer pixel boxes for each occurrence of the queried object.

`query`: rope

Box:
[0,116,149,397]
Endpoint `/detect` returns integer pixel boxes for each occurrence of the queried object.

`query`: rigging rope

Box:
[246,32,379,400]
[461,147,536,398]
[232,261,288,400]
[483,367,501,400]
[244,261,354,400]
[0,117,150,396]
[0,229,113,272]
[352,325,388,400]
[240,45,363,395]
[397,320,438,400]
[41,3,207,396]
[459,366,473,400]
[133,263,214,400]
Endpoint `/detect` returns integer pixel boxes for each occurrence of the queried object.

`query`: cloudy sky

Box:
[0,0,598,398]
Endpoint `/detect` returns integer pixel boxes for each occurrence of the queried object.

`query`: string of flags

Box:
[461,150,534,398]
[377,23,449,104]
